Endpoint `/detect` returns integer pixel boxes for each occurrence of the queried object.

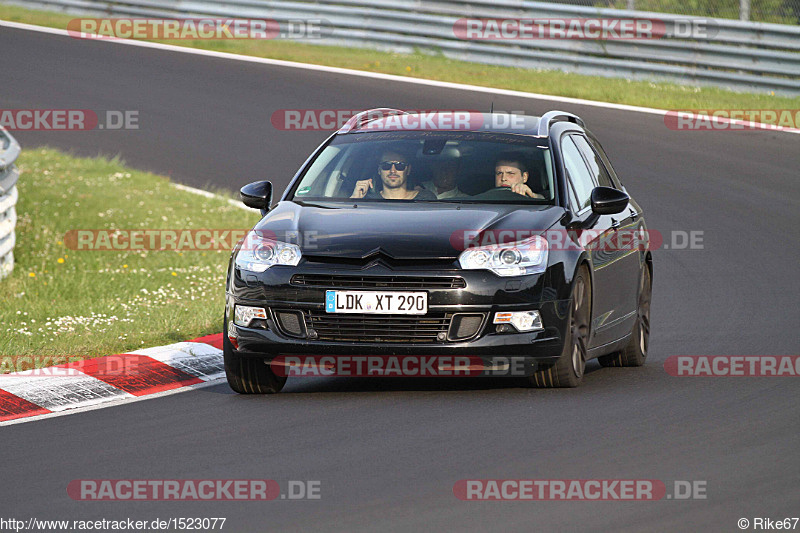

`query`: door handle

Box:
[629,209,638,221]
[610,218,620,230]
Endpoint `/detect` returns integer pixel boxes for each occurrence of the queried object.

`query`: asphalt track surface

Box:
[2,26,799,532]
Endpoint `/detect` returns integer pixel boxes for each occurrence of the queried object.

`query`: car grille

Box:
[304,310,453,343]
[291,274,466,289]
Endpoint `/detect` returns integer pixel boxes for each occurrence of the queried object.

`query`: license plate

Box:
[325,291,427,315]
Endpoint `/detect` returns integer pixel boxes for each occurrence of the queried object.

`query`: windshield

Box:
[289,132,555,204]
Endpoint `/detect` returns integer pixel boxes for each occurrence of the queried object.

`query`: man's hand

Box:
[351,179,373,198]
[510,183,544,199]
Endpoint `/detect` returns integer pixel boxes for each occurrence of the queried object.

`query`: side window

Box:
[561,136,594,211]
[571,135,613,188]
[565,173,580,211]
[587,136,623,189]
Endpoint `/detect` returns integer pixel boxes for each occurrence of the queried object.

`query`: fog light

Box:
[493,310,543,332]
[234,305,267,327]
[495,324,514,334]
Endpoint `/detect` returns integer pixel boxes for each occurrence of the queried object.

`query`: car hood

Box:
[253,201,566,259]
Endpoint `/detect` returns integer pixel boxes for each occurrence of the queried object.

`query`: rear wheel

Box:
[223,321,286,394]
[528,265,591,388]
[598,265,651,368]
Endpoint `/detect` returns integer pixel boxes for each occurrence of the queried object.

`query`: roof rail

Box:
[338,108,410,134]
[536,111,585,137]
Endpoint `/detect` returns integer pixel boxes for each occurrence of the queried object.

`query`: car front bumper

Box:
[225,261,570,366]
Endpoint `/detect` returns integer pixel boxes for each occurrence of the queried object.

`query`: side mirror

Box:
[240,181,273,214]
[591,186,629,215]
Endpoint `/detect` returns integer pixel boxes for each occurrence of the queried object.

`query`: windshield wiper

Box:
[292,200,338,209]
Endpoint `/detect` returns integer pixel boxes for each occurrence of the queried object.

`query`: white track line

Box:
[2,19,798,135]
[171,183,257,211]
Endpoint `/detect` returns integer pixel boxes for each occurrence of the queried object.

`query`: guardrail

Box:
[0,128,21,280]
[7,0,800,94]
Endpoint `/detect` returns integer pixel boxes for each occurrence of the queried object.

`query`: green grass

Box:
[0,148,259,360]
[2,3,799,111]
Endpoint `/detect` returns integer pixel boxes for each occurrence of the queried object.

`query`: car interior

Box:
[294,138,555,201]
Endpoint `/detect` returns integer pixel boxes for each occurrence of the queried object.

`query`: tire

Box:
[223,323,287,394]
[598,265,651,368]
[527,265,591,388]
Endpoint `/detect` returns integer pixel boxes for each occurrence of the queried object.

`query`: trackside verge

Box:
[0,333,225,425]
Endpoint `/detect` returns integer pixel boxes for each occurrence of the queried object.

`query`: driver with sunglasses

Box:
[351,150,437,200]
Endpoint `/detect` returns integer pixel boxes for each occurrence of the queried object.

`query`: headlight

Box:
[493,311,543,332]
[234,305,267,327]
[235,230,301,272]
[458,235,548,276]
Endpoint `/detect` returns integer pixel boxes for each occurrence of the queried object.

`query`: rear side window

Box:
[571,135,613,188]
[560,136,594,211]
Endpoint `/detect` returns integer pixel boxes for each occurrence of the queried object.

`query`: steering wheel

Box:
[486,186,524,196]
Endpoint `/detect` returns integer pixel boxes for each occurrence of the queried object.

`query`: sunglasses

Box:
[380,160,408,171]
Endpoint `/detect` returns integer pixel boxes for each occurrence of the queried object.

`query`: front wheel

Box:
[598,265,651,368]
[223,322,286,394]
[527,265,591,388]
